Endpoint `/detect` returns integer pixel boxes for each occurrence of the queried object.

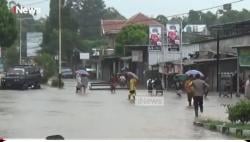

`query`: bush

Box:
[227,101,250,124]
[209,124,217,131]
[51,78,64,88]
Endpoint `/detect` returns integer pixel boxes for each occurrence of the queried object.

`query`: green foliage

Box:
[51,78,64,88]
[34,53,56,84]
[0,0,17,48]
[227,101,250,124]
[208,124,217,131]
[66,0,105,38]
[103,7,126,20]
[116,24,148,55]
[155,15,168,25]
[4,46,19,69]
[188,10,202,24]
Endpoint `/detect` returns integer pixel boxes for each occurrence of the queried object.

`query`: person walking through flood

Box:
[147,78,153,95]
[110,74,117,94]
[128,78,137,102]
[192,74,209,118]
[76,73,82,93]
[81,74,88,94]
[184,75,194,107]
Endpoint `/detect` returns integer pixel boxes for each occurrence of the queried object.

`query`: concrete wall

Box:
[199,35,250,53]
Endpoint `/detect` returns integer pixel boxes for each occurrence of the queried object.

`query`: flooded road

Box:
[0,79,238,139]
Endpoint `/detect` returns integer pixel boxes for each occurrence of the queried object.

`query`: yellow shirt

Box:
[129,78,137,91]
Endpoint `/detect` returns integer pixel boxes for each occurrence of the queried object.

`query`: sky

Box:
[13,0,250,19]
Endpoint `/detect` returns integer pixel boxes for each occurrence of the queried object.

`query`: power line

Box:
[98,0,245,28]
[165,0,244,18]
[17,0,48,6]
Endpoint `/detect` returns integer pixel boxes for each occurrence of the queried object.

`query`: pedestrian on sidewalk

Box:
[184,75,194,107]
[245,75,250,99]
[192,74,209,118]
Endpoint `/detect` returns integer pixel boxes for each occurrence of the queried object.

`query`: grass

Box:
[200,118,250,130]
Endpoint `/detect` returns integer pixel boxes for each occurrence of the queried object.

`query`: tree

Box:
[116,24,148,55]
[0,0,17,48]
[201,11,217,26]
[103,7,126,20]
[155,15,168,25]
[66,0,106,38]
[34,53,56,83]
[4,46,19,69]
[188,10,202,24]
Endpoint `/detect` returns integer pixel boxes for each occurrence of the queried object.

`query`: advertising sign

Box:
[80,53,90,60]
[166,24,180,51]
[149,26,162,51]
[27,32,43,57]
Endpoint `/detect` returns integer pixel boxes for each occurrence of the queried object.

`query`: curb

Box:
[193,121,250,138]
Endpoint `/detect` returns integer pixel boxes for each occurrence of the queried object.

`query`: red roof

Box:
[101,13,163,35]
[101,19,126,35]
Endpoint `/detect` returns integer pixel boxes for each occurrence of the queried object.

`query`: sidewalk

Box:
[133,90,246,122]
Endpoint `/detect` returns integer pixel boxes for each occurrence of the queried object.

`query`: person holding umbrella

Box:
[75,69,89,94]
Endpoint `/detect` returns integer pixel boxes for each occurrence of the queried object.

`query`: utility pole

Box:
[19,16,22,65]
[180,19,183,74]
[216,30,220,92]
[58,0,62,88]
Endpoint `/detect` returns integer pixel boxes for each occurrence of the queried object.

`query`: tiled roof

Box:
[101,13,163,35]
[125,13,162,26]
[101,19,126,35]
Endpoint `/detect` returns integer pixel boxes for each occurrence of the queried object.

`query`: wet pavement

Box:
[0,79,243,139]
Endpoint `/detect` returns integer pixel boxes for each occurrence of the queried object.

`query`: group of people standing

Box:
[147,77,163,96]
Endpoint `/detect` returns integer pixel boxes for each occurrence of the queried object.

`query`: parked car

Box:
[1,65,42,90]
[62,68,74,78]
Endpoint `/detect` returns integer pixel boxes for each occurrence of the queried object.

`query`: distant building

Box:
[101,12,162,49]
[100,13,162,81]
[183,24,209,35]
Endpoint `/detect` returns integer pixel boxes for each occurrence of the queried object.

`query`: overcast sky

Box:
[14,0,250,19]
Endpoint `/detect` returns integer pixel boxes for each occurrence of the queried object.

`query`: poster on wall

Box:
[149,26,162,51]
[166,24,180,52]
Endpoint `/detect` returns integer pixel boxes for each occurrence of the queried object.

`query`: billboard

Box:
[80,53,90,60]
[166,24,180,51]
[149,26,162,51]
[26,32,43,57]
